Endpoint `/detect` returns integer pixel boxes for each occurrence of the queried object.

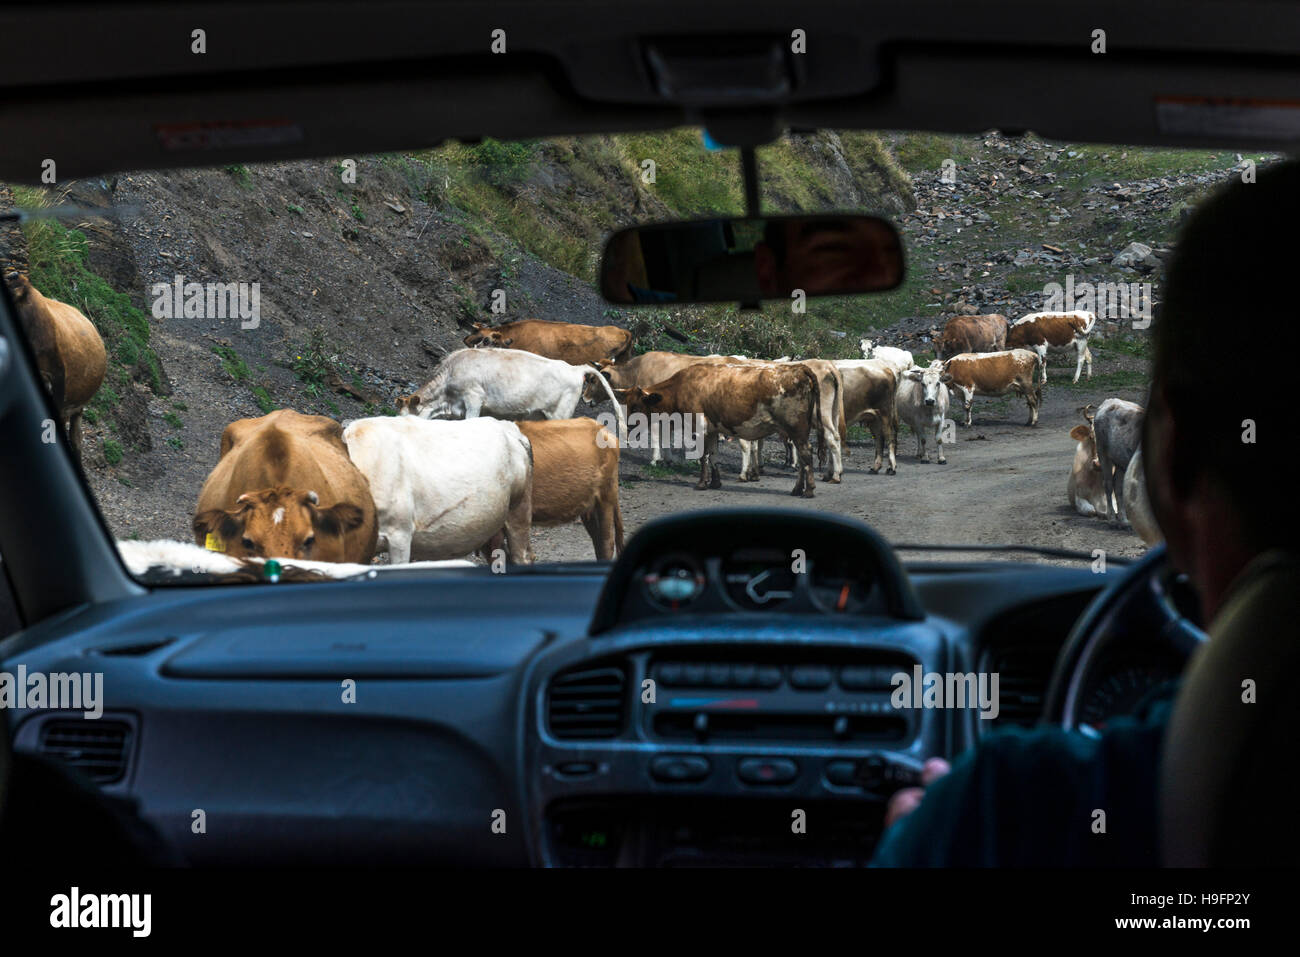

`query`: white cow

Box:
[343,416,535,565]
[1092,397,1145,525]
[896,364,952,464]
[1007,310,1095,384]
[401,347,624,432]
[859,339,915,378]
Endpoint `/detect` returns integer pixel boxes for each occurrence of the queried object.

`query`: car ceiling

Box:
[1,1,1299,181]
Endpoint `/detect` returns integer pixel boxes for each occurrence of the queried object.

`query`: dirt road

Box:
[530,377,1152,566]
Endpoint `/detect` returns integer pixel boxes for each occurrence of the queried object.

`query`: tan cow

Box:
[735,358,845,483]
[589,351,723,464]
[464,318,633,365]
[614,363,821,497]
[517,418,624,560]
[833,359,900,474]
[943,349,1044,426]
[6,272,106,464]
[1067,424,1108,517]
[934,314,1009,360]
[193,410,378,563]
[1007,310,1095,383]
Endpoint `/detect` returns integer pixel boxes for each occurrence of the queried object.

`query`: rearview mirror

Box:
[600,213,904,305]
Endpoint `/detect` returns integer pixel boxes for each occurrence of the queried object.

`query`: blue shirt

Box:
[871,688,1175,867]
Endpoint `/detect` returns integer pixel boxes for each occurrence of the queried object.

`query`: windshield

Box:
[1,129,1271,582]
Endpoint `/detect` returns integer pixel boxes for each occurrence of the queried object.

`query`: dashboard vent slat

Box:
[547,666,626,739]
[984,643,1059,730]
[38,719,132,784]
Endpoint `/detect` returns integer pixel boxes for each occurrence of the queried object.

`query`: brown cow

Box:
[943,348,1044,426]
[193,409,378,562]
[833,359,900,475]
[6,272,106,464]
[614,363,821,497]
[588,351,726,463]
[934,313,1009,360]
[1006,310,1095,383]
[516,418,624,560]
[464,318,633,365]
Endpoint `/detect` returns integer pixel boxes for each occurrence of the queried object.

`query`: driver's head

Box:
[1145,159,1297,610]
[754,216,900,296]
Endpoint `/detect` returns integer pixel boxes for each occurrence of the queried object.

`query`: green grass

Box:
[211,345,251,382]
[224,164,252,187]
[165,436,184,451]
[171,400,188,411]
[250,385,276,415]
[102,438,123,465]
[642,460,699,478]
[1058,369,1148,390]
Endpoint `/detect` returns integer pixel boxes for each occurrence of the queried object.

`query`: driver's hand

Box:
[883,758,952,829]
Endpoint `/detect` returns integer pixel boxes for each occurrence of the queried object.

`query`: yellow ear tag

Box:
[204,532,226,553]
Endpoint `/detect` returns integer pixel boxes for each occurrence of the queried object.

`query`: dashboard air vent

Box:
[984,641,1058,730]
[548,665,626,739]
[38,719,132,784]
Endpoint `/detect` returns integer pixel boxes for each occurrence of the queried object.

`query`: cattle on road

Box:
[943,348,1044,426]
[1007,310,1096,383]
[896,364,952,464]
[193,409,378,562]
[1067,423,1108,517]
[399,348,624,432]
[614,362,821,497]
[859,339,915,378]
[1123,444,1162,544]
[1092,397,1145,525]
[832,359,900,475]
[343,415,534,565]
[464,318,633,365]
[934,314,1009,360]
[516,418,624,560]
[6,272,107,465]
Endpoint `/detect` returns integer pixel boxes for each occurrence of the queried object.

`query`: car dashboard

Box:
[0,510,1172,867]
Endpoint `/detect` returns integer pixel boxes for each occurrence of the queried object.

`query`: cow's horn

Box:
[305,490,320,505]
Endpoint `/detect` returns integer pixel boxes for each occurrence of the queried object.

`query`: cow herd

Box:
[5,270,1159,568]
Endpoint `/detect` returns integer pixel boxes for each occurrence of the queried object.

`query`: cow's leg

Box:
[916,428,926,462]
[935,418,947,464]
[822,423,842,483]
[791,431,816,498]
[785,437,797,469]
[1027,384,1041,427]
[737,439,757,481]
[861,415,882,474]
[505,485,534,564]
[707,429,722,489]
[67,410,84,466]
[1072,338,1086,384]
[386,529,413,565]
[882,412,898,475]
[461,393,483,418]
[580,508,615,561]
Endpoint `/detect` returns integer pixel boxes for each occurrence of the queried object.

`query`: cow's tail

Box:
[800,365,822,449]
[1080,311,1097,336]
[587,362,627,441]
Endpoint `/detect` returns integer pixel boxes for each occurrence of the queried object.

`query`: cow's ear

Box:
[906,369,924,381]
[643,392,663,407]
[313,502,366,536]
[193,508,244,541]
[1069,425,1091,441]
[940,373,953,383]
[610,388,630,402]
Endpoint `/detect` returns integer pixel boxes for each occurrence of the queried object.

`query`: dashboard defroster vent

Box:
[547,665,627,739]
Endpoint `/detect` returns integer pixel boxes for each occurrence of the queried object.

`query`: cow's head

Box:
[860,338,874,358]
[1069,425,1100,468]
[463,325,513,349]
[611,386,662,415]
[395,394,421,416]
[193,487,366,562]
[906,365,951,407]
[582,369,611,403]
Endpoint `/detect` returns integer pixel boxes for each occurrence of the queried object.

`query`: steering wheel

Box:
[1042,544,1207,731]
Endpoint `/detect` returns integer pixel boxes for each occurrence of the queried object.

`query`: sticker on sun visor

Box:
[155,120,304,152]
[1155,96,1300,140]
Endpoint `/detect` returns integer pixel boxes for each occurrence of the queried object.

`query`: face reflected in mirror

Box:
[600,214,903,305]
[753,216,902,298]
